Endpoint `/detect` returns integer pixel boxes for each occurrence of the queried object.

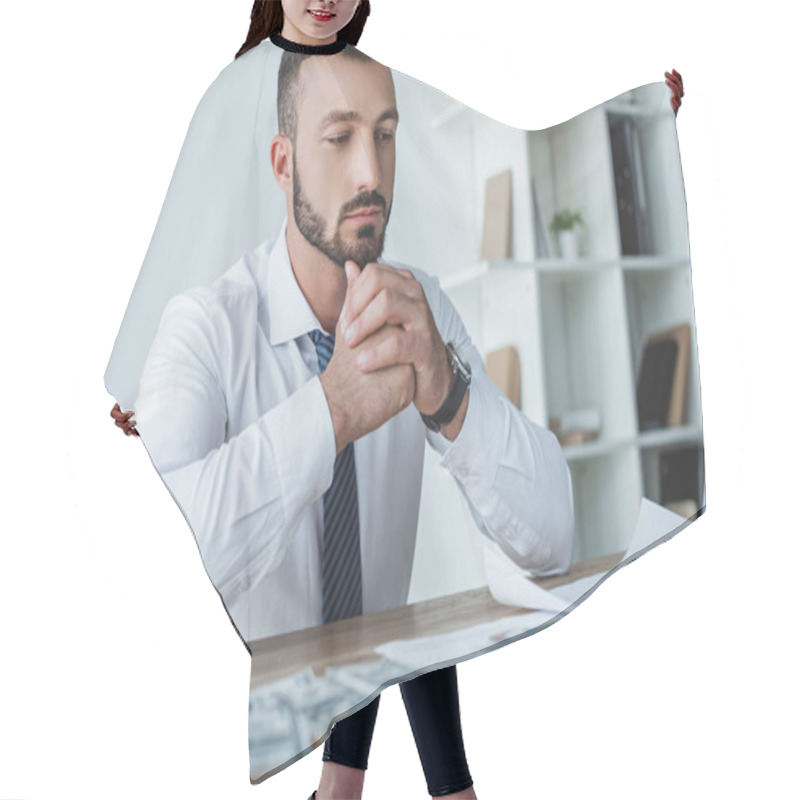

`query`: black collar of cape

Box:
[270,32,348,55]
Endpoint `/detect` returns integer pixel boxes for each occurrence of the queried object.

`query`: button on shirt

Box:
[135,220,574,643]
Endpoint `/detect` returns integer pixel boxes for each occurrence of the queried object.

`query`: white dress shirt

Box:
[136,220,574,643]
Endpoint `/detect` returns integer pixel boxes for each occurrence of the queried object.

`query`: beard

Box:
[293,161,391,269]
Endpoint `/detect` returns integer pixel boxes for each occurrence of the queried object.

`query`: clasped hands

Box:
[319,261,457,454]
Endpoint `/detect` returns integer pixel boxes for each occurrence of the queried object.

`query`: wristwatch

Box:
[420,342,471,433]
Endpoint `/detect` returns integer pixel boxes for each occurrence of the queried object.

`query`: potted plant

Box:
[549,209,584,260]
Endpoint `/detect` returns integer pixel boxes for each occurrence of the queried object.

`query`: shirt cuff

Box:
[261,376,336,514]
[435,374,503,494]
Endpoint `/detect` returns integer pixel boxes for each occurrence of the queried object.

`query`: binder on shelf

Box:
[637,323,691,431]
[486,346,521,409]
[609,116,651,255]
[480,169,513,261]
[531,180,552,259]
[659,445,704,515]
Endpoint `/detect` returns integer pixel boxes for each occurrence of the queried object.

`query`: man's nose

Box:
[351,131,381,193]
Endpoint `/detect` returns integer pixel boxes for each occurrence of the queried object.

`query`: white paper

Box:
[375,501,691,675]
[484,541,570,612]
[485,499,688,612]
[624,497,688,561]
[375,610,553,671]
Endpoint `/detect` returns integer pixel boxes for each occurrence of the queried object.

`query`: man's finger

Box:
[336,261,359,332]
[355,326,414,373]
[343,263,413,330]
[344,260,360,283]
[345,290,416,349]
[339,260,362,329]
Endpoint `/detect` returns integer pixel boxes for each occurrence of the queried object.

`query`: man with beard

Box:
[135,46,574,645]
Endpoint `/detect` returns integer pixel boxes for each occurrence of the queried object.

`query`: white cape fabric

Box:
[105,37,704,783]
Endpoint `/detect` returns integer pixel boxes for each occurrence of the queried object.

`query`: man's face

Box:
[291,55,398,268]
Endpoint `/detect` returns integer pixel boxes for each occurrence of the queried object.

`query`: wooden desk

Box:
[250,552,623,689]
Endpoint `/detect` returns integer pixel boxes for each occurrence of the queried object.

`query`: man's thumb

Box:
[345,260,359,283]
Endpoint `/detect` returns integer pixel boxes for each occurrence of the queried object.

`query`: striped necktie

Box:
[309,329,363,623]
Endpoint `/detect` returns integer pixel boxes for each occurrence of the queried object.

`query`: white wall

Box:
[1,1,796,798]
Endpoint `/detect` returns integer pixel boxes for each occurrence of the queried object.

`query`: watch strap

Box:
[421,343,471,433]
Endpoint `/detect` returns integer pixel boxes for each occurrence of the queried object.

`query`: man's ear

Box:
[270,134,294,192]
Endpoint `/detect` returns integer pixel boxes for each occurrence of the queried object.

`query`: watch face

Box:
[448,342,471,378]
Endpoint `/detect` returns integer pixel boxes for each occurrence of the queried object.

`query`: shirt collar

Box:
[263,218,325,347]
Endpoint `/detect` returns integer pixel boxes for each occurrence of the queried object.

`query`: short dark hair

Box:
[277,48,375,144]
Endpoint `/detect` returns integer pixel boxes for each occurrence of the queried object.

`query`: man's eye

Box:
[328,133,350,145]
[376,130,395,143]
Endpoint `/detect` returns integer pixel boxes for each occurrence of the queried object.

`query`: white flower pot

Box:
[558,229,580,260]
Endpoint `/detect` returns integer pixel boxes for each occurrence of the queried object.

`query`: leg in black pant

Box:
[323,694,382,771]
[321,665,473,797]
[400,666,473,797]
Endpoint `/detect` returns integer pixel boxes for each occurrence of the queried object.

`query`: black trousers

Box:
[323,664,473,797]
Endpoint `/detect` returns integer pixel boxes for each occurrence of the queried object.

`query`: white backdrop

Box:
[1,1,796,798]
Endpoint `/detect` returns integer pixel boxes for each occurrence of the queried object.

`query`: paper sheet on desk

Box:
[377,566,620,672]
[484,499,688,612]
[484,542,570,612]
[375,610,554,671]
[624,497,689,560]
[377,544,569,671]
[547,499,689,605]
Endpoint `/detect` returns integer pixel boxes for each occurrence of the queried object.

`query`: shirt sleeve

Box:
[134,292,336,600]
[417,271,575,576]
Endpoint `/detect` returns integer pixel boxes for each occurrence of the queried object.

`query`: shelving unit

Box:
[410,81,703,594]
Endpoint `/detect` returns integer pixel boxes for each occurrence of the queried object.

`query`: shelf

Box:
[621,255,690,271]
[637,425,703,450]
[562,436,633,463]
[419,80,701,567]
[561,424,702,463]
[440,257,647,290]
[535,258,618,274]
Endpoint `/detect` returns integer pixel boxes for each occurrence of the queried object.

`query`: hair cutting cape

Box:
[105,36,704,783]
